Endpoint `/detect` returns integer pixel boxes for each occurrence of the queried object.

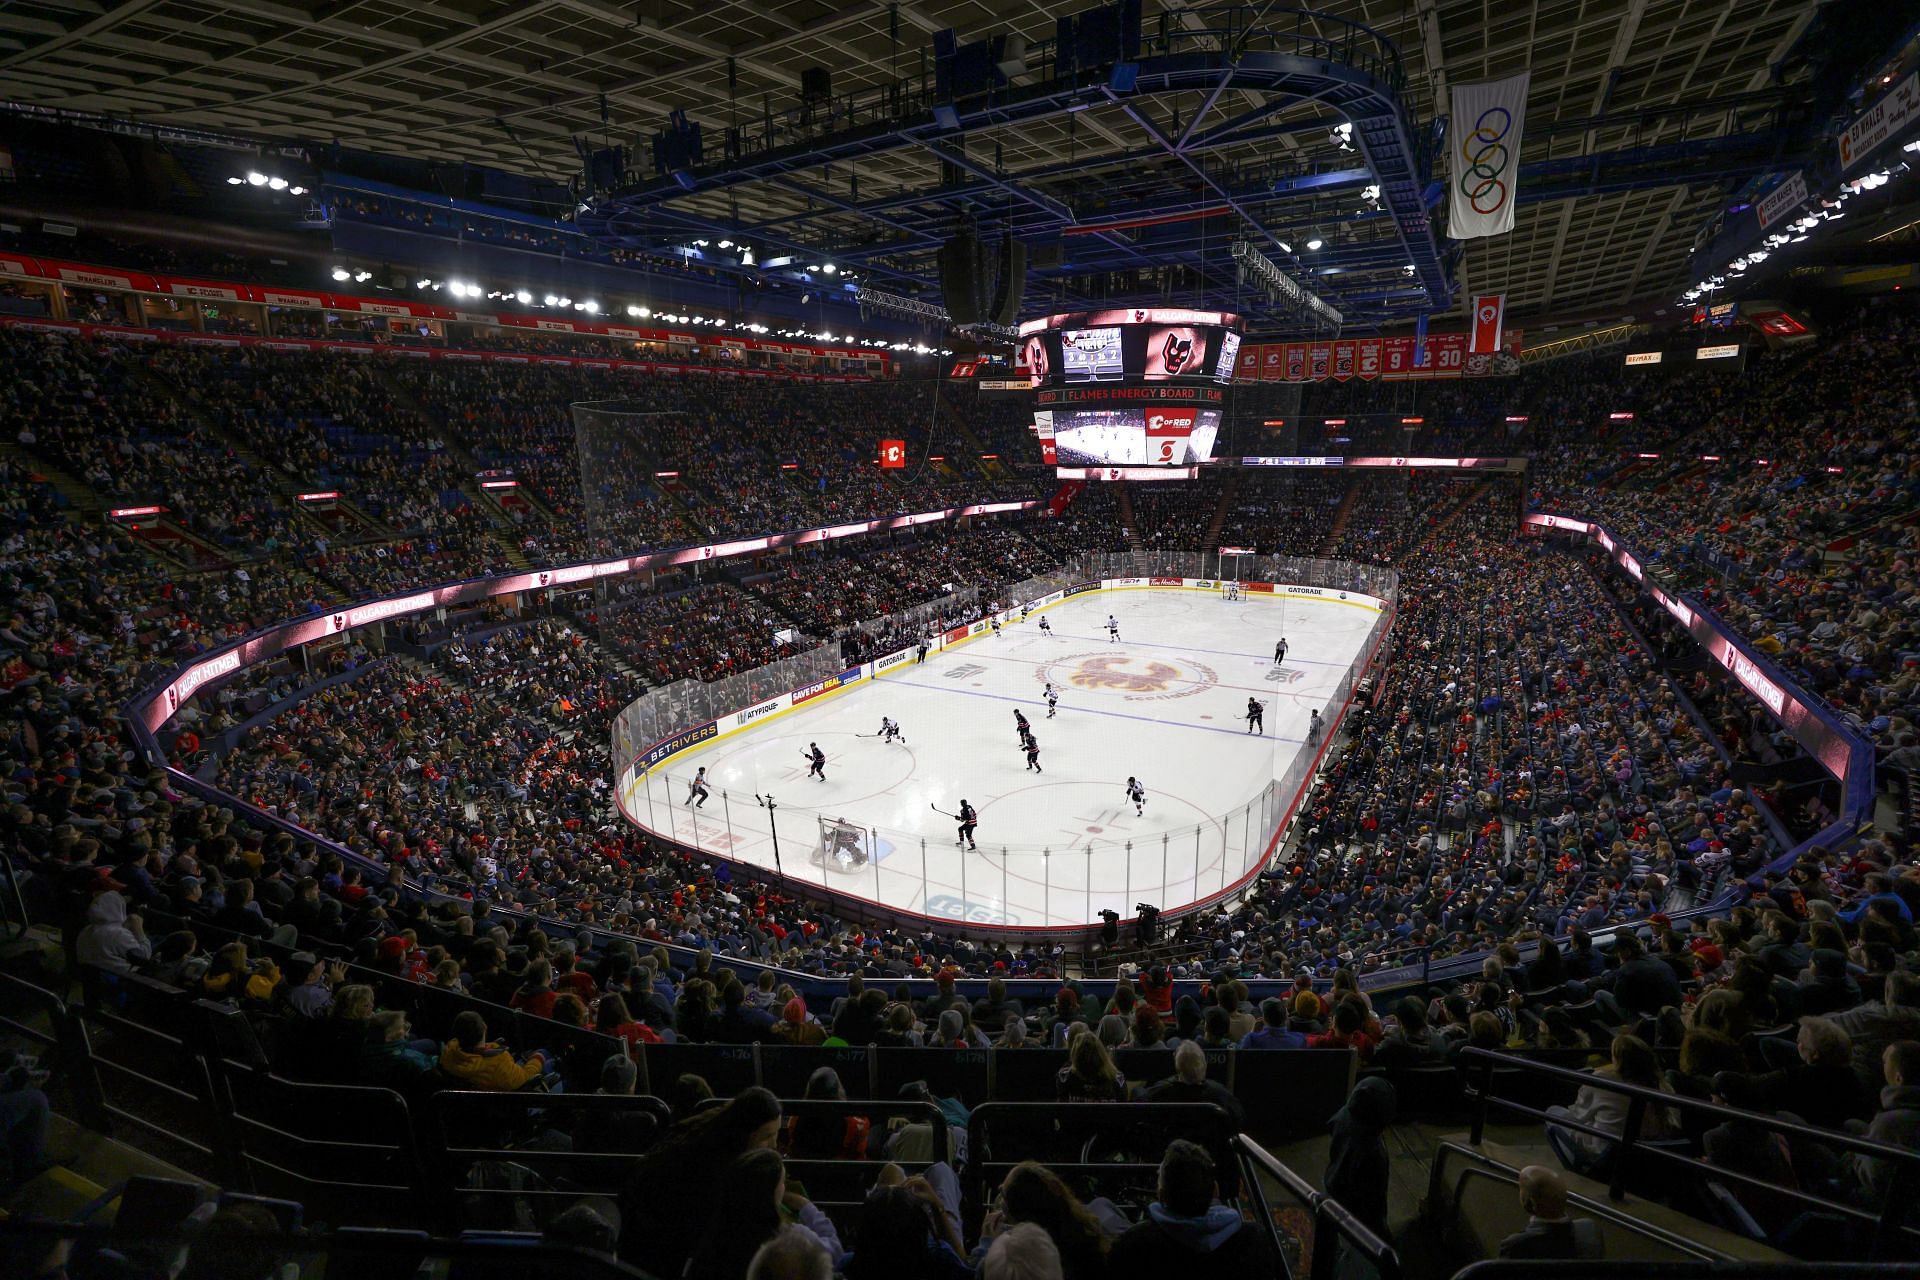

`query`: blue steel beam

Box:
[580,40,1451,311]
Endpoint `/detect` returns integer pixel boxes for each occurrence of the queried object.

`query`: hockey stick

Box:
[929,803,960,819]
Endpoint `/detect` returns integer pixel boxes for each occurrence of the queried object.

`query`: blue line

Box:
[887,673,1304,743]
[1046,630,1352,667]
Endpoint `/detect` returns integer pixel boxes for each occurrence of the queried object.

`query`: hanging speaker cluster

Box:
[940,231,1027,327]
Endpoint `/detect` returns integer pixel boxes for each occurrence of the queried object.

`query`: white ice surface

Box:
[620,588,1376,929]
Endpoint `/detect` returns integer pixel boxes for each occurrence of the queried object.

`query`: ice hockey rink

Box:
[618,587,1381,930]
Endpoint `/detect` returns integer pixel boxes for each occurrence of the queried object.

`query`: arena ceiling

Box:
[0,0,1844,328]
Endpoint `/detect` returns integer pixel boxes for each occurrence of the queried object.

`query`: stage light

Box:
[247,172,268,186]
[627,305,642,317]
[822,263,837,274]
[638,307,651,318]
[267,177,287,190]
[582,301,599,313]
[415,278,432,289]
[226,177,244,185]
[331,268,351,282]
[543,294,558,305]
[718,240,732,249]
[289,185,307,195]
[515,290,532,304]
[557,296,572,307]
[354,271,371,283]
[1306,237,1323,251]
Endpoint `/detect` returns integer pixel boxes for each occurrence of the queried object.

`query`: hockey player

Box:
[1245,697,1264,735]
[1024,735,1043,772]
[1106,614,1120,643]
[956,800,978,850]
[805,742,827,779]
[1045,685,1059,718]
[1038,616,1052,635]
[1274,637,1288,665]
[880,716,903,744]
[685,766,710,808]
[1126,776,1146,816]
[1308,708,1323,743]
[1020,602,1031,622]
[1014,708,1031,742]
[990,615,1003,638]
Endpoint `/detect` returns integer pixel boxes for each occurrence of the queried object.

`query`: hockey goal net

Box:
[814,816,874,873]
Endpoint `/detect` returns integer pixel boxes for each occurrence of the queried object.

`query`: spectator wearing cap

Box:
[280,953,345,1018]
[771,997,826,1046]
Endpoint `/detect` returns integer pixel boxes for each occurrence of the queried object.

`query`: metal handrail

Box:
[1429,1141,1718,1262]
[1458,1047,1920,1259]
[1236,1132,1403,1280]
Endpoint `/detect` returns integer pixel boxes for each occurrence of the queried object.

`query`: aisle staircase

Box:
[0,441,104,518]
[124,359,394,542]
[1201,471,1241,548]
[1318,476,1366,553]
[1116,482,1139,545]
[368,364,561,525]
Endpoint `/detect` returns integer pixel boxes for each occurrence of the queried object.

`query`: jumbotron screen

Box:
[1038,407,1222,466]
[1019,308,1242,467]
[1019,307,1242,388]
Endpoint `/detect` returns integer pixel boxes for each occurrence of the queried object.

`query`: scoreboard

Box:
[1018,308,1242,470]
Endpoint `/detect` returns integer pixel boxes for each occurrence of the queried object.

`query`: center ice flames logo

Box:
[1050,652,1215,702]
[1071,655,1182,694]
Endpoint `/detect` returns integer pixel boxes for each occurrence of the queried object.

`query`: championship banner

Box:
[1237,345,1260,378]
[1332,339,1355,381]
[1469,294,1506,354]
[1449,72,1530,239]
[1284,343,1307,381]
[1356,338,1381,380]
[1261,345,1286,380]
[1308,342,1331,381]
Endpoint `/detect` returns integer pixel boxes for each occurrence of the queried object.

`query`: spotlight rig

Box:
[1231,239,1344,329]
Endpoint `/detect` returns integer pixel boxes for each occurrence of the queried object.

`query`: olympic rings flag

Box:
[1448,72,1531,239]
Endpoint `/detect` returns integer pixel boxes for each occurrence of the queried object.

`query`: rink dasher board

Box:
[617,577,1385,793]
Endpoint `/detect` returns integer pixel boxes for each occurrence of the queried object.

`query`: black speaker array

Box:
[940,232,1027,327]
